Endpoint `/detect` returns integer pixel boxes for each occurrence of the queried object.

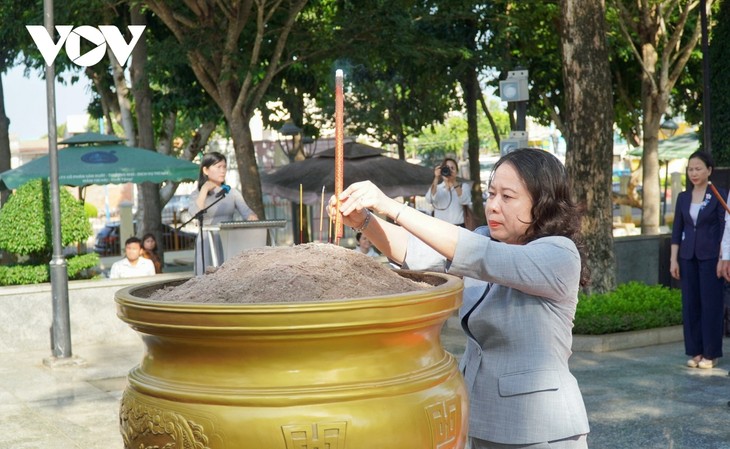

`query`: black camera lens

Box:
[440,166,451,176]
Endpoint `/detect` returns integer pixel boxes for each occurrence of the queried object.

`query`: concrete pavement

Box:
[1,322,729,448]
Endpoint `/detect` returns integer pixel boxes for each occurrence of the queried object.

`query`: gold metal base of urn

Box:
[115,270,466,449]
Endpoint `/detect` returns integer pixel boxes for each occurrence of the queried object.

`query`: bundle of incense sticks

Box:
[334,69,344,244]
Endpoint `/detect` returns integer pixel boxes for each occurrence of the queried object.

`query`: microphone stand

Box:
[178,192,227,274]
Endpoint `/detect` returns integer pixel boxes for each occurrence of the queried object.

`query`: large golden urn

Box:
[115,271,466,449]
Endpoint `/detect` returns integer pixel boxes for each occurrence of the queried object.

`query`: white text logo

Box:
[26,25,146,67]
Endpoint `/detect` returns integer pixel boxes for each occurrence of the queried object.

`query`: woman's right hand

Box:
[328,181,397,228]
[669,259,680,280]
[327,194,368,230]
[201,180,218,194]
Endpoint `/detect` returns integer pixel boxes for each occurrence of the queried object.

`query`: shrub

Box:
[0,179,92,262]
[573,282,682,335]
[0,179,97,286]
[0,253,100,286]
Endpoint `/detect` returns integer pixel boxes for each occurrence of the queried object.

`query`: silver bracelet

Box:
[394,202,408,224]
[352,208,372,232]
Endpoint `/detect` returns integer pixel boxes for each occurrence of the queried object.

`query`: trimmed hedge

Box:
[0,179,99,285]
[574,282,682,335]
[0,253,100,286]
[0,179,92,259]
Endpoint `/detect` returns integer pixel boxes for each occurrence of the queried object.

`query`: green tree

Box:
[710,0,730,166]
[608,0,708,235]
[143,0,311,219]
[0,2,39,206]
[561,0,616,293]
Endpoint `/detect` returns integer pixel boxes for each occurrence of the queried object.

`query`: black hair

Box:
[685,151,715,190]
[441,157,459,173]
[197,151,227,190]
[688,150,715,170]
[142,233,158,251]
[492,148,590,287]
[125,236,142,247]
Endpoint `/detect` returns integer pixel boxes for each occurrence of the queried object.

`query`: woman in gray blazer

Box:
[330,148,590,448]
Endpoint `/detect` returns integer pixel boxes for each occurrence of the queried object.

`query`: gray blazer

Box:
[403,227,589,444]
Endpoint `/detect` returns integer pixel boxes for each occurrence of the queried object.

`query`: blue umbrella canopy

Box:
[0,141,199,190]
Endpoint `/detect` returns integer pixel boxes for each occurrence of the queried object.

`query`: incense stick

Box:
[319,186,325,242]
[334,69,345,244]
[299,183,303,243]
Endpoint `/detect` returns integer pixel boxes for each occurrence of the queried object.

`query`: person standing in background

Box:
[141,233,163,274]
[425,157,471,227]
[188,151,259,275]
[354,232,378,257]
[670,150,726,369]
[110,237,156,279]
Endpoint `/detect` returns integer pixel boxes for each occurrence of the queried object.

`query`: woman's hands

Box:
[328,181,398,227]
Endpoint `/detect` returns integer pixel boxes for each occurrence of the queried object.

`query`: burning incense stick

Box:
[319,186,325,242]
[334,69,345,244]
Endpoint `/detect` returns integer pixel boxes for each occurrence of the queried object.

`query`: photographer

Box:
[425,157,472,226]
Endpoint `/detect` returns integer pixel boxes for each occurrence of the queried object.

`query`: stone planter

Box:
[115,271,467,449]
[572,325,684,353]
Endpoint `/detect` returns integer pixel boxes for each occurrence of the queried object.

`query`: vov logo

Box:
[26,25,146,67]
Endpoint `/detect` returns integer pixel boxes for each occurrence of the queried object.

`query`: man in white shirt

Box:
[425,157,472,227]
[110,237,156,279]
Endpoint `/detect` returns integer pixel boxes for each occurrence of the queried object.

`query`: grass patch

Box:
[574,282,682,335]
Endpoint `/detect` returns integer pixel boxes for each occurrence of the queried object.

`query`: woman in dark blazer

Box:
[670,150,726,369]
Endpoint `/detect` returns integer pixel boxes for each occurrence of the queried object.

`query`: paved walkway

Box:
[1,327,729,448]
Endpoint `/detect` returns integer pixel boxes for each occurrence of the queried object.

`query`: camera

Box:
[440,166,451,177]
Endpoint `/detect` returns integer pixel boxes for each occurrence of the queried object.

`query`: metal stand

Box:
[178,194,226,274]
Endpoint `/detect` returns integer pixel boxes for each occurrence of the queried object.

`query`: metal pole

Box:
[44,0,72,359]
[701,0,712,154]
[515,102,527,132]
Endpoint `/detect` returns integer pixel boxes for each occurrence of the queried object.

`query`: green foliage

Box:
[710,0,730,166]
[0,180,92,260]
[0,253,100,286]
[407,101,510,164]
[574,282,682,335]
[83,201,98,219]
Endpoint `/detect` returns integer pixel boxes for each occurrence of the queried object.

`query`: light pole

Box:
[278,121,303,163]
[659,118,679,225]
[43,0,74,365]
[499,69,529,155]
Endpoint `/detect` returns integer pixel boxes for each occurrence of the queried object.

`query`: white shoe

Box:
[698,358,717,369]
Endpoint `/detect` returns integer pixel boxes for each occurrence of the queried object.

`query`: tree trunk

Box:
[109,51,135,146]
[478,87,501,150]
[130,5,163,261]
[85,66,118,133]
[0,71,11,206]
[461,67,486,228]
[228,113,266,220]
[560,0,616,293]
[639,40,662,235]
